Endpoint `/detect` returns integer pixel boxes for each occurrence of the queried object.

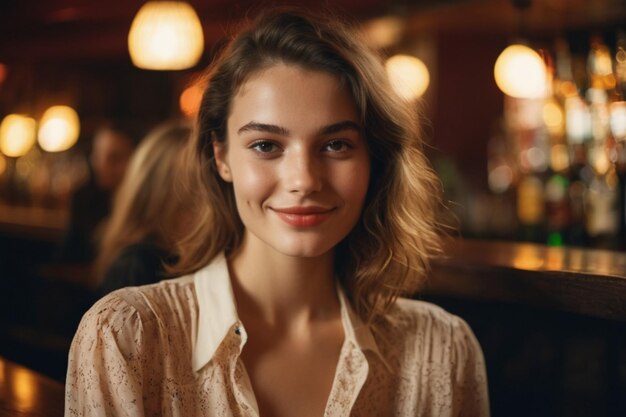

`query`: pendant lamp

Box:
[38,105,80,152]
[494,44,547,99]
[128,1,204,70]
[493,0,547,99]
[385,54,430,101]
[0,114,37,157]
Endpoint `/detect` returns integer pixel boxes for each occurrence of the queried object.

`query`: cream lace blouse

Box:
[65,254,490,416]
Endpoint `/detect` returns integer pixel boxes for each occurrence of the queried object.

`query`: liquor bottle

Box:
[517,171,546,243]
[585,163,619,249]
[516,128,548,243]
[584,36,620,248]
[487,120,517,239]
[544,169,570,246]
[613,138,626,247]
[610,31,626,246]
[587,34,616,91]
[564,95,591,246]
[543,49,571,246]
[615,30,626,97]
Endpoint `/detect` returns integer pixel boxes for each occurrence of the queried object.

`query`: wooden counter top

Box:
[426,239,626,321]
[0,356,64,417]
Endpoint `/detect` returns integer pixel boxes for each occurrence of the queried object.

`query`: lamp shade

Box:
[385,54,430,100]
[0,114,37,157]
[38,105,80,152]
[128,1,204,70]
[494,44,547,99]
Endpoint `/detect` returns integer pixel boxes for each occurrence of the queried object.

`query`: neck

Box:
[228,234,339,330]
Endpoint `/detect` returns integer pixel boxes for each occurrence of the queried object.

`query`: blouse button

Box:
[234,327,241,336]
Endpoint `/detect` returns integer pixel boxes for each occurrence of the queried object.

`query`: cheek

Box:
[339,161,371,208]
[231,161,275,206]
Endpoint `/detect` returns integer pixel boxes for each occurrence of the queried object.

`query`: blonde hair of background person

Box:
[66,9,489,417]
[95,120,191,289]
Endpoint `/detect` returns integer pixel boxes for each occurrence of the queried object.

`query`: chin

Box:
[272,237,338,259]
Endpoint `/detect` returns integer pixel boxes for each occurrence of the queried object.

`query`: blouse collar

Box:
[192,253,387,373]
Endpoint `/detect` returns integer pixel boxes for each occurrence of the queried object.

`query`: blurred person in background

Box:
[55,122,136,265]
[94,120,191,297]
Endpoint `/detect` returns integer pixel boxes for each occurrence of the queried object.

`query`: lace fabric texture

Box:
[65,259,490,417]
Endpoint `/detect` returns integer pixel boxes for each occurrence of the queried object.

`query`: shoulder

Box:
[79,275,197,344]
[109,274,197,319]
[389,297,469,331]
[66,275,200,415]
[380,298,484,364]
[371,299,490,415]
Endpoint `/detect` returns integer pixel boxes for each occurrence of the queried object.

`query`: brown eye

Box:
[250,141,279,153]
[324,140,352,152]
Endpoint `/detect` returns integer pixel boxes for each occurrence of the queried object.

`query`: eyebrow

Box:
[237,122,289,136]
[318,120,362,136]
[237,120,362,137]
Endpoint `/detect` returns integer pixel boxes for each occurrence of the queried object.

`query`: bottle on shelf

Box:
[583,35,620,248]
[543,49,571,246]
[515,128,548,243]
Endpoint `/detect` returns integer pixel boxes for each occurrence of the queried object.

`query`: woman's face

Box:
[214,64,370,258]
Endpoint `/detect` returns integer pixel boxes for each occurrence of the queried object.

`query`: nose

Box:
[283,149,323,195]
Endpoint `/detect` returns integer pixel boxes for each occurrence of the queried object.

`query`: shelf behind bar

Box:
[0,203,68,241]
[425,238,626,321]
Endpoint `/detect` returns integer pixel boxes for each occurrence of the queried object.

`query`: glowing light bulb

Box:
[128,1,204,70]
[385,54,430,101]
[38,105,80,152]
[494,44,547,99]
[0,114,37,157]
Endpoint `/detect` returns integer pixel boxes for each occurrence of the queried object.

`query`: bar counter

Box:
[427,238,626,321]
[0,356,64,417]
[424,238,626,416]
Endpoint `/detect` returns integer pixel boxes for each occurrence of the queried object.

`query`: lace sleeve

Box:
[451,316,491,417]
[65,293,147,417]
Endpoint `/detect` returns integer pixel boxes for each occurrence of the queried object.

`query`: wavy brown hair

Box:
[175,9,442,322]
[95,120,192,283]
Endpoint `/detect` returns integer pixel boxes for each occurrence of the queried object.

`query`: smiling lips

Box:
[272,206,335,227]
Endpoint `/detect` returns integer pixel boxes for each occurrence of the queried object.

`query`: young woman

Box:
[94,120,191,296]
[66,10,489,417]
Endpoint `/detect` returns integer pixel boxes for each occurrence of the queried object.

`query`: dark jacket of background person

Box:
[96,242,178,297]
[94,120,191,297]
[55,125,135,264]
[56,179,111,263]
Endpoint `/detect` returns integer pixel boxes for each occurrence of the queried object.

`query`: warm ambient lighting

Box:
[494,44,547,99]
[0,114,36,157]
[385,54,430,100]
[11,367,38,410]
[38,105,80,152]
[610,101,626,141]
[0,63,7,85]
[565,96,591,144]
[542,99,564,137]
[362,16,405,49]
[179,81,204,118]
[128,1,204,70]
